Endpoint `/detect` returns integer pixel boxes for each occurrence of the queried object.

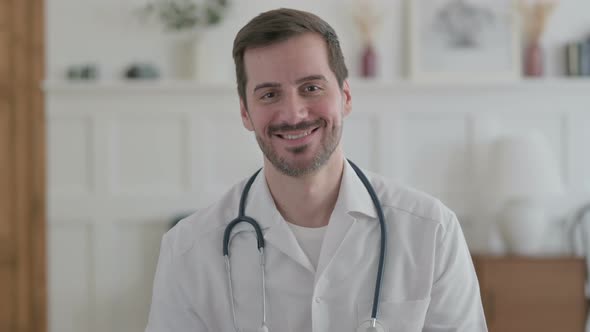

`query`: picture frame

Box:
[407,0,522,82]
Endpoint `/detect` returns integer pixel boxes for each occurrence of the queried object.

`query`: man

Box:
[146,8,487,332]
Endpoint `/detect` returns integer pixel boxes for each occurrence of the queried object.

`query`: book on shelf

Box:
[566,43,580,76]
[582,40,590,76]
[566,40,590,77]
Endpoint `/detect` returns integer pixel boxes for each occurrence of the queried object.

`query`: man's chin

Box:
[272,157,319,177]
[284,143,310,155]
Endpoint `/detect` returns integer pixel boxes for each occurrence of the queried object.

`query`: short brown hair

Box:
[232,8,348,105]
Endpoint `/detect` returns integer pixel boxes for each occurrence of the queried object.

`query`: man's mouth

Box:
[270,120,324,140]
[276,127,320,140]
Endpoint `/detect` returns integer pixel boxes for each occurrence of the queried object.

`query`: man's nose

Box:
[280,92,309,124]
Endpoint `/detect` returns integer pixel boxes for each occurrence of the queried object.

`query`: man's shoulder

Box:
[365,171,456,228]
[162,176,250,257]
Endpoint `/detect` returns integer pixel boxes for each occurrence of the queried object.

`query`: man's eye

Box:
[261,92,276,99]
[305,85,320,92]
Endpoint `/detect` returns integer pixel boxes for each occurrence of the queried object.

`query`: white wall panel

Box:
[397,112,468,212]
[495,112,566,183]
[570,113,590,193]
[197,113,262,202]
[375,111,406,181]
[48,116,93,197]
[342,113,378,171]
[49,223,94,332]
[46,81,590,332]
[466,114,502,210]
[107,114,189,195]
[94,223,168,332]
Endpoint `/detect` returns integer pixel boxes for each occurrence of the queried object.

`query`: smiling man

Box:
[146,8,487,332]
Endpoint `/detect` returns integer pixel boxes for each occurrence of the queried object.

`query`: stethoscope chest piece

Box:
[357,319,385,332]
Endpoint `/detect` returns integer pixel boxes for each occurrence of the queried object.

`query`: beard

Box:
[255,118,342,177]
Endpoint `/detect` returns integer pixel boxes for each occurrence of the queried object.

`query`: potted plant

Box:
[138,0,230,79]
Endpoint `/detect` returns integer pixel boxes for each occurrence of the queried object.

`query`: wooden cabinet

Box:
[473,256,588,332]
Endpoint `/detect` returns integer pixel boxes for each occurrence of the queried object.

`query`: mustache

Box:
[269,119,325,134]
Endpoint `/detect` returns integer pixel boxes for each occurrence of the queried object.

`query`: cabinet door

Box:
[477,258,586,332]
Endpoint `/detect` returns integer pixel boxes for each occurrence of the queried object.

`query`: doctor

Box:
[146,8,487,332]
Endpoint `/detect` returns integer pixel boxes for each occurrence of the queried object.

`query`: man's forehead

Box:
[242,34,331,85]
[243,33,327,58]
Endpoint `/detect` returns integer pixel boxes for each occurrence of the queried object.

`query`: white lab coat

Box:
[146,162,487,332]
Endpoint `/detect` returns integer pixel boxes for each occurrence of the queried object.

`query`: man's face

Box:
[240,33,352,177]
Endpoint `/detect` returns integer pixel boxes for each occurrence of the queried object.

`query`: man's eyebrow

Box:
[253,82,280,93]
[295,75,327,85]
[252,75,327,93]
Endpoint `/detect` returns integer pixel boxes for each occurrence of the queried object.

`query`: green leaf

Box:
[205,6,222,25]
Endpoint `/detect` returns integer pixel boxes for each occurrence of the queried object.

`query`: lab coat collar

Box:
[237,159,378,275]
[340,160,378,220]
[243,170,316,273]
[242,170,282,230]
[242,159,377,228]
[314,159,378,279]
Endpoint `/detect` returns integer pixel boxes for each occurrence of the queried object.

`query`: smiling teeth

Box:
[284,131,311,140]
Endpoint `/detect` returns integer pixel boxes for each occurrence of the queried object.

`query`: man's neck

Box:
[264,150,345,228]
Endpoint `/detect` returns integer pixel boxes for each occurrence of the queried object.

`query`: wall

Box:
[46,1,590,332]
[46,80,590,332]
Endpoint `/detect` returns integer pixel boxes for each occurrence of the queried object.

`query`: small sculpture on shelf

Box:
[66,64,99,81]
[124,63,160,80]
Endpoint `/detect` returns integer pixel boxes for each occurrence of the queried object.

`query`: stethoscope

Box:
[223,160,387,332]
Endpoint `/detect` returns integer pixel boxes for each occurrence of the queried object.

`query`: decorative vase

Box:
[524,40,543,77]
[169,32,200,80]
[361,43,377,78]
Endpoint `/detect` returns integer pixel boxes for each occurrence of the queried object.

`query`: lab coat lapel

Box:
[315,161,378,283]
[245,171,315,273]
[263,221,315,273]
[315,209,356,281]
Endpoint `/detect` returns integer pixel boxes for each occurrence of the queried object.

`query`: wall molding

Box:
[46,80,590,332]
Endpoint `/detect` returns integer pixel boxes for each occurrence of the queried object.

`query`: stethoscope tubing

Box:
[348,160,386,320]
[222,160,386,330]
[223,168,266,331]
[223,168,264,256]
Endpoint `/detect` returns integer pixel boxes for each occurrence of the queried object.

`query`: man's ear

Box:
[240,98,254,131]
[341,80,352,117]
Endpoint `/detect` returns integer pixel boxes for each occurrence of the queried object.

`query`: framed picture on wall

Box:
[407,0,521,82]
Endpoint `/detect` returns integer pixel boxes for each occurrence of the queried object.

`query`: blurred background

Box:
[3,0,590,331]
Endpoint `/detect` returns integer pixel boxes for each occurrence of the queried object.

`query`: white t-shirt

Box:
[287,222,327,269]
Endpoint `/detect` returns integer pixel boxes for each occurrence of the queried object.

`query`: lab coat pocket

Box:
[356,298,430,332]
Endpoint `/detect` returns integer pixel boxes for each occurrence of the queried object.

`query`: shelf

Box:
[42,80,237,95]
[43,77,590,95]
